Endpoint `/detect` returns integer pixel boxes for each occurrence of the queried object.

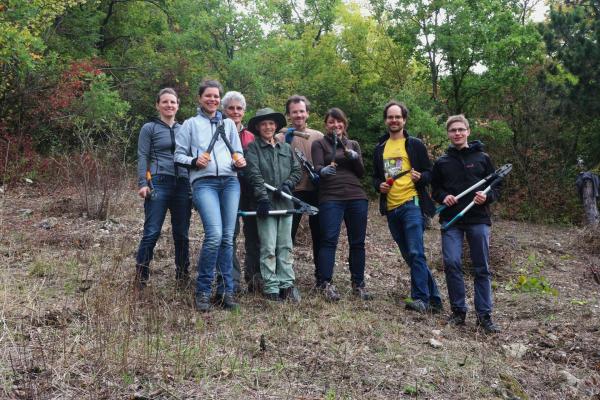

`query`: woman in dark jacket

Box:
[135,88,191,289]
[311,108,373,302]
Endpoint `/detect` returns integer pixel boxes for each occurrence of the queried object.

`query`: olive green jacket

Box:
[245,138,302,210]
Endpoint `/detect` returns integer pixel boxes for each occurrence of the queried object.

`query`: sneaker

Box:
[447,311,466,326]
[195,292,212,312]
[220,293,240,311]
[264,292,283,302]
[405,299,428,313]
[321,282,341,302]
[429,301,444,314]
[280,286,301,303]
[352,285,374,301]
[477,314,500,334]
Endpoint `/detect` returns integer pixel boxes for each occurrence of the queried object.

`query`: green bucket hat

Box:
[247,108,287,135]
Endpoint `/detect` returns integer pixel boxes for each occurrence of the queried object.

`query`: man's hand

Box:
[379,182,391,194]
[443,194,458,207]
[410,168,421,182]
[138,186,152,199]
[233,155,246,168]
[474,191,487,205]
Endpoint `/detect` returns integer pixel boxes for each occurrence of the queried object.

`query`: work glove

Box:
[274,182,292,199]
[256,200,271,217]
[344,149,359,160]
[285,128,295,144]
[320,165,336,177]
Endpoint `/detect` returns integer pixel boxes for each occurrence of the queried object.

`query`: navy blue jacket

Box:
[431,141,500,225]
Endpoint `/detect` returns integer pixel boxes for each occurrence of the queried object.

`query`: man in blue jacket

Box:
[372,101,442,313]
[431,114,501,334]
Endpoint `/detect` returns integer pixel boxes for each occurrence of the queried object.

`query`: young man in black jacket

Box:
[372,101,442,313]
[431,114,500,334]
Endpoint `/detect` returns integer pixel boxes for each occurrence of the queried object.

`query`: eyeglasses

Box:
[448,128,468,133]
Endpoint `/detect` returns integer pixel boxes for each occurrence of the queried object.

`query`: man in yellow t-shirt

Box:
[372,101,441,314]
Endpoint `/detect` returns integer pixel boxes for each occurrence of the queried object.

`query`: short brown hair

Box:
[383,100,409,120]
[156,87,179,104]
[445,114,470,130]
[198,79,223,97]
[285,95,310,114]
[324,108,349,135]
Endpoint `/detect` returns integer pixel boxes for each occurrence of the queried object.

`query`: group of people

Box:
[135,79,502,334]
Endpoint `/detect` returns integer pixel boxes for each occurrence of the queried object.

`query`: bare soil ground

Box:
[1,184,599,399]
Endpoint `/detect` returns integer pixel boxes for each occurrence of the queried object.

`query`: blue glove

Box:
[285,128,295,144]
[345,149,359,160]
[256,200,271,217]
[320,165,336,177]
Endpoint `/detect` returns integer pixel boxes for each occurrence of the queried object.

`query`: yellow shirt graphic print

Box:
[383,137,417,210]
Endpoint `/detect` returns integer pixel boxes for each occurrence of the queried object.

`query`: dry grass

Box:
[1,184,599,399]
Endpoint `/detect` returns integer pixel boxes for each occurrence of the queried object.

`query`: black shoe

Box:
[264,292,283,302]
[175,265,189,281]
[429,301,444,314]
[280,286,301,303]
[447,311,466,326]
[220,293,240,311]
[195,292,212,312]
[134,264,149,291]
[352,285,374,301]
[477,314,500,334]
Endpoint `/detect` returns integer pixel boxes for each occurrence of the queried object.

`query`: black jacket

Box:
[372,130,435,217]
[431,141,500,225]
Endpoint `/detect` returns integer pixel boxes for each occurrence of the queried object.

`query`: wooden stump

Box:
[582,179,599,227]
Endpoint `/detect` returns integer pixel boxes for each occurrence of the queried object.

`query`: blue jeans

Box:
[136,175,191,279]
[317,199,368,287]
[192,176,240,296]
[442,224,493,316]
[386,200,441,305]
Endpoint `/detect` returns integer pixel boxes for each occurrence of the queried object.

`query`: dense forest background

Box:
[1,0,599,223]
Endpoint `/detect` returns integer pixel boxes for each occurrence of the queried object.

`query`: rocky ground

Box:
[1,183,599,399]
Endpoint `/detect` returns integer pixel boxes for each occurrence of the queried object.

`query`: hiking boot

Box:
[219,293,240,311]
[477,314,500,334]
[321,282,341,302]
[264,292,283,302]
[429,301,444,314]
[134,264,149,291]
[352,285,374,301]
[195,292,212,312]
[175,267,191,289]
[447,311,466,326]
[405,299,428,314]
[280,286,301,303]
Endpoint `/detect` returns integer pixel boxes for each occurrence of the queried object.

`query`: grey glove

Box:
[344,149,359,160]
[320,165,336,177]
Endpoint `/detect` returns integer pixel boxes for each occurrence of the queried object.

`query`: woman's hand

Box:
[233,155,246,168]
[196,153,210,169]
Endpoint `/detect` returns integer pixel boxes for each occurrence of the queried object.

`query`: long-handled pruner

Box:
[218,127,244,164]
[202,120,225,161]
[440,164,512,230]
[238,209,305,217]
[145,170,156,199]
[436,163,512,214]
[385,169,411,186]
[264,182,319,215]
[294,148,319,184]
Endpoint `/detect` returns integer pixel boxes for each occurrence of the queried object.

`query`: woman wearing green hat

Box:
[244,108,302,303]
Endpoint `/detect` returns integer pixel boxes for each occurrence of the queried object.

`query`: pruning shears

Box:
[238,182,319,217]
[439,163,512,230]
[294,148,319,185]
[145,170,156,199]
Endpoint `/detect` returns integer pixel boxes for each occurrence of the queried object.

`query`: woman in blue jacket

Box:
[135,88,191,289]
[174,79,246,312]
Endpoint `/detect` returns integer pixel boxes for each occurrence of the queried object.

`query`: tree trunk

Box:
[582,180,599,227]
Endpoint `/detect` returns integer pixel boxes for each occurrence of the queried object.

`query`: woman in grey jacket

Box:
[174,79,246,312]
[135,88,191,289]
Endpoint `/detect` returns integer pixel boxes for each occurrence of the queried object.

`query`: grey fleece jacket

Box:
[174,109,243,185]
[137,118,189,188]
